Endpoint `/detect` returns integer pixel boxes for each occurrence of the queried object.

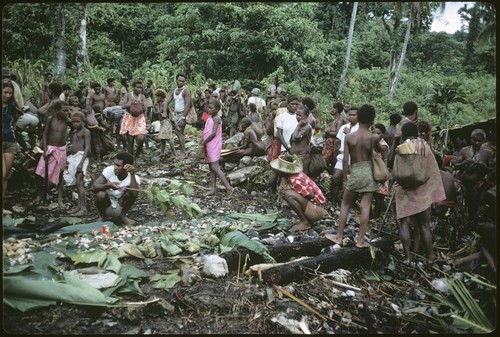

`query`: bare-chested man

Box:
[87,83,106,113]
[326,104,383,248]
[104,78,117,107]
[34,101,71,209]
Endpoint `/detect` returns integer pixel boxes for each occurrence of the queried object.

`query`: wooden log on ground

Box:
[221,237,335,272]
[261,236,394,285]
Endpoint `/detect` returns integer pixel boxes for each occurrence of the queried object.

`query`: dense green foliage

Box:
[2,2,496,128]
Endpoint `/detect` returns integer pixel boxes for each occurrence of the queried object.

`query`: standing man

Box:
[165,74,192,159]
[330,106,359,205]
[326,104,382,248]
[385,113,402,149]
[104,78,117,108]
[388,101,418,168]
[42,72,53,106]
[92,152,140,225]
[269,95,300,194]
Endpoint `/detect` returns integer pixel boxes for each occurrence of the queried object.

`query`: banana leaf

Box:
[4,271,110,312]
[220,230,275,263]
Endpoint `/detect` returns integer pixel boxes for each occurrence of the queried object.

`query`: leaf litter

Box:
[3,142,496,334]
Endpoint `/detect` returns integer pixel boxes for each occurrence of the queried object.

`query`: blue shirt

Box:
[3,103,17,142]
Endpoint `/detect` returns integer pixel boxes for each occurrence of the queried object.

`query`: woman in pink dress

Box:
[201,100,235,197]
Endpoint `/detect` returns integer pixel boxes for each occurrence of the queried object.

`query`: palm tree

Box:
[336,2,358,99]
[76,3,88,75]
[53,3,66,76]
[387,2,439,100]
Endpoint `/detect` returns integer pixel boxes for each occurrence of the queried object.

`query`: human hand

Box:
[123,164,135,174]
[108,181,120,190]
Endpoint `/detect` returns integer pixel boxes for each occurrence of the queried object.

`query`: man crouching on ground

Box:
[271,154,329,232]
[92,152,140,225]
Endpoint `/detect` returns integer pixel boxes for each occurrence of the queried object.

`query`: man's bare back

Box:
[345,128,380,164]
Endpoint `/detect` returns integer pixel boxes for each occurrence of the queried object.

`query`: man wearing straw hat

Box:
[271,154,329,232]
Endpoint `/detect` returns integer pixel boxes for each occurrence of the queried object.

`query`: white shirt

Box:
[334,123,359,170]
[173,87,186,113]
[101,166,141,206]
[337,122,359,152]
[276,111,299,152]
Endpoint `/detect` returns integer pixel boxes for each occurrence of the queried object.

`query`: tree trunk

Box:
[222,237,336,272]
[76,3,88,75]
[53,3,66,76]
[260,237,394,285]
[335,2,358,99]
[388,7,413,101]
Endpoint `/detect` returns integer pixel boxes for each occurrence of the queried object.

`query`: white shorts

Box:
[334,152,344,170]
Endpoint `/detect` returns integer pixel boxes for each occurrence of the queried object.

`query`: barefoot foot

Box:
[68,207,81,214]
[226,188,235,198]
[206,189,217,196]
[356,241,371,248]
[120,216,136,225]
[290,222,311,232]
[325,233,343,245]
[72,209,87,217]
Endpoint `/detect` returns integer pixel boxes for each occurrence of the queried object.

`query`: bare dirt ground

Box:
[2,142,496,334]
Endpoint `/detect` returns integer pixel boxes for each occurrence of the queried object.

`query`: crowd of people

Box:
[2,69,496,267]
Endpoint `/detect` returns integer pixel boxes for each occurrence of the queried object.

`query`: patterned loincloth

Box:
[119,112,146,136]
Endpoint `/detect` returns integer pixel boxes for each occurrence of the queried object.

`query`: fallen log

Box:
[221,237,335,272]
[260,236,394,285]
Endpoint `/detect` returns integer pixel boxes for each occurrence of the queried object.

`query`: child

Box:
[85,106,104,162]
[290,104,313,175]
[371,123,390,219]
[326,104,382,248]
[34,101,71,209]
[201,100,235,197]
[65,111,90,216]
[154,89,176,158]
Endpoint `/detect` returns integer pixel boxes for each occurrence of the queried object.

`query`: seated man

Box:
[92,152,140,225]
[15,103,39,152]
[271,154,328,232]
[221,117,266,162]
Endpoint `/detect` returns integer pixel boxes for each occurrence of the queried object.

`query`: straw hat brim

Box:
[270,155,303,174]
